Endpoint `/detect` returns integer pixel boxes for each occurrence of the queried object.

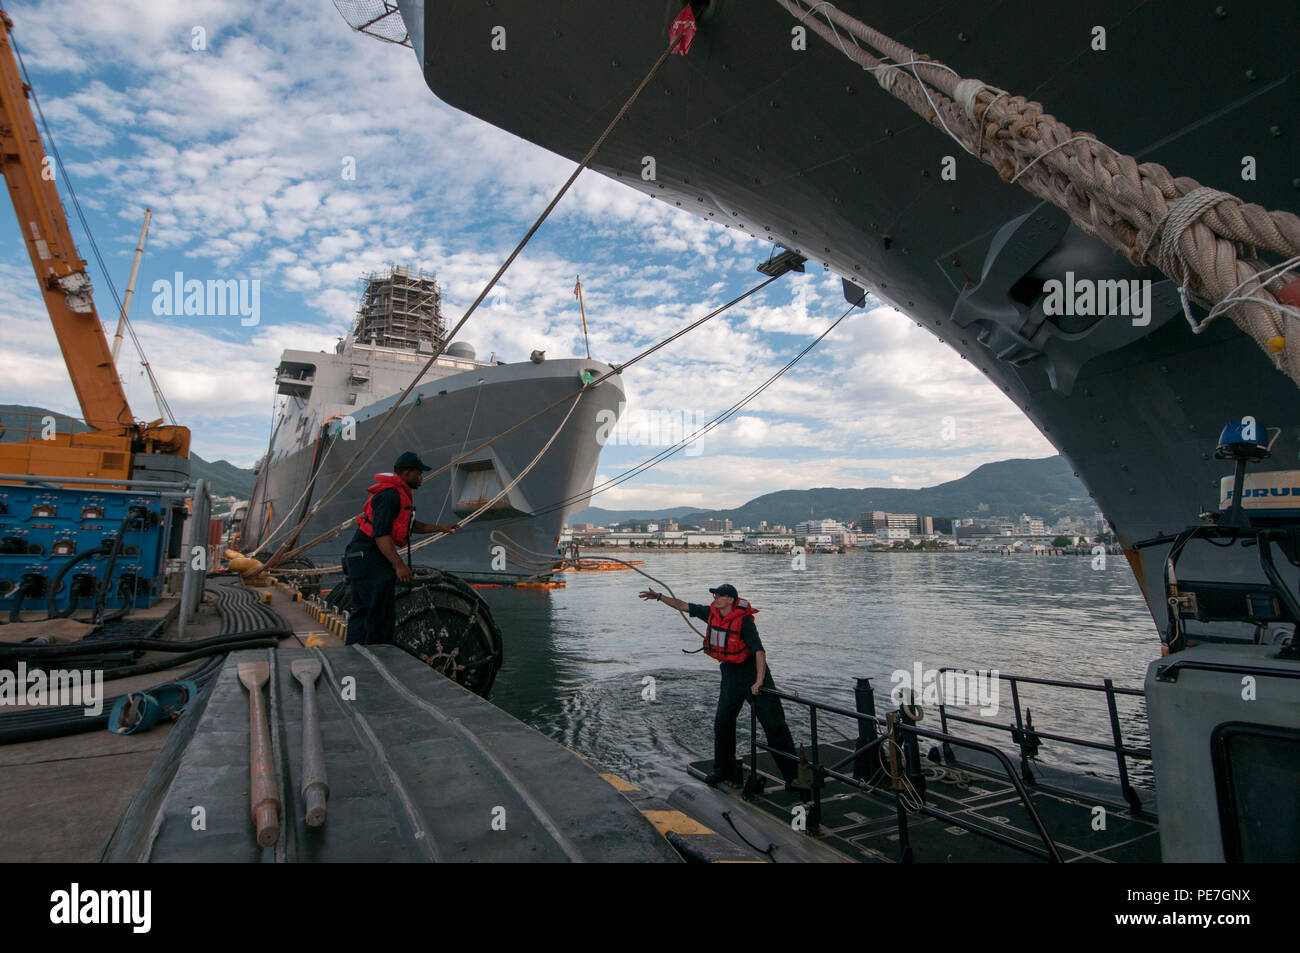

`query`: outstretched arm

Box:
[638,589,688,612]
[413,520,459,534]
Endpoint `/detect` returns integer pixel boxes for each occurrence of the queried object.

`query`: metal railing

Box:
[747,683,1064,862]
[933,668,1149,815]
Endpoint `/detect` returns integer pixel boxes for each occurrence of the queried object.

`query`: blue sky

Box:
[0,0,1055,510]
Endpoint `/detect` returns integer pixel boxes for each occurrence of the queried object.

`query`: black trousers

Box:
[715,662,798,782]
[343,543,396,645]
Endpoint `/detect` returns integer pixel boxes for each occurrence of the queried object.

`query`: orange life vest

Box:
[357,473,414,547]
[703,599,757,664]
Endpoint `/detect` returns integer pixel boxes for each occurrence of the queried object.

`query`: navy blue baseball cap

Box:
[709,583,739,599]
[393,451,432,472]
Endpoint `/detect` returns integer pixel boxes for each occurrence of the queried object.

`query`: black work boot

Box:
[704,761,744,786]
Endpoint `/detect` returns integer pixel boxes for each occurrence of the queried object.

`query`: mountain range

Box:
[569,456,1094,527]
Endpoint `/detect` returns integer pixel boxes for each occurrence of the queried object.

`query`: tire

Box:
[330,568,504,698]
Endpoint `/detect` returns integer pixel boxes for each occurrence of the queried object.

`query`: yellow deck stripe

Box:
[599,773,640,792]
[642,810,715,837]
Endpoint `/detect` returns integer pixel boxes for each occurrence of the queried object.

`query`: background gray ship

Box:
[240,266,622,581]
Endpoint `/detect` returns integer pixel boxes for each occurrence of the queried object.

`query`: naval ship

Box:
[239,266,622,582]
[330,2,1300,862]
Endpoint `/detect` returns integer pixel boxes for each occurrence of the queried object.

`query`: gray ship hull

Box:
[402,0,1299,629]
[242,358,623,582]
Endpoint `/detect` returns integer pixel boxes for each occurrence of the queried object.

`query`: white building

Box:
[743,535,797,551]
[795,519,846,536]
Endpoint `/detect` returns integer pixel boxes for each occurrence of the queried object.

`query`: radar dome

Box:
[446,342,476,360]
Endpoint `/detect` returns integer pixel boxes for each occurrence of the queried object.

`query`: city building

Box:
[1018,514,1046,535]
[861,511,924,534]
[795,518,846,536]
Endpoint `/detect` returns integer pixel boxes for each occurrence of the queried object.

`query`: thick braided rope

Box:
[777,0,1300,382]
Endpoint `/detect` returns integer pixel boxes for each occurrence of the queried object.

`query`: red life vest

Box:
[703,599,758,664]
[357,473,414,547]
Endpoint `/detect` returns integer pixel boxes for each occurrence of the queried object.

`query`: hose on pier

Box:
[0,579,287,746]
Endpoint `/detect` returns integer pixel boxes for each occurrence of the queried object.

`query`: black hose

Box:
[58,593,83,620]
[7,578,38,624]
[0,628,291,660]
[95,637,280,680]
[46,545,109,619]
[91,506,144,623]
[0,652,231,746]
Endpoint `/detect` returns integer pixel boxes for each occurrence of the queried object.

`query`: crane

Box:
[0,9,188,482]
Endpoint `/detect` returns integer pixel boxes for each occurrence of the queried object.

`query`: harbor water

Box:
[481,550,1157,798]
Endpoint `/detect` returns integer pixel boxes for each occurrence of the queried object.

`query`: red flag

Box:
[574,277,581,298]
[670,6,696,55]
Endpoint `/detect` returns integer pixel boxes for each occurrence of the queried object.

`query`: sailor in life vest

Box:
[639,582,800,789]
[343,451,460,645]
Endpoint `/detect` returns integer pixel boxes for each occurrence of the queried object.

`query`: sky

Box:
[0,0,1055,511]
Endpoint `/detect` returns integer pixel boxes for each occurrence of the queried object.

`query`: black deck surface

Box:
[119,646,680,862]
[690,739,1161,863]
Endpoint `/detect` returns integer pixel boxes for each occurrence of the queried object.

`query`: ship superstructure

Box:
[241,267,623,581]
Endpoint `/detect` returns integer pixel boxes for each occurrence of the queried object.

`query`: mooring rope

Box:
[262,272,789,571]
[775,0,1300,383]
[488,529,707,639]
[253,29,692,578]
[271,390,587,576]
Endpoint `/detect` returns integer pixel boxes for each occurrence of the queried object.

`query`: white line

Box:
[356,646,586,863]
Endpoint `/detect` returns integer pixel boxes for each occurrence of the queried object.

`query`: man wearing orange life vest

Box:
[639,582,799,789]
[343,451,459,645]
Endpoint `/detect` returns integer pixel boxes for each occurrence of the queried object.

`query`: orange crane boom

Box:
[0,10,187,481]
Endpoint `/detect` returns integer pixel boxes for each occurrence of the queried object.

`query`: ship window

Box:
[1211,722,1300,862]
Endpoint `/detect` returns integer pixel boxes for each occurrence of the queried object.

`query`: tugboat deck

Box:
[690,744,1161,863]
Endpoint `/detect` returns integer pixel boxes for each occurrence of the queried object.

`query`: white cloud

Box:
[0,0,1055,489]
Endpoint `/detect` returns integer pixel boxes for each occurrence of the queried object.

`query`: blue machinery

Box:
[0,475,190,621]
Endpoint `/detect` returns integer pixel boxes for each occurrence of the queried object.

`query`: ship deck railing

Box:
[743,670,1154,862]
[932,668,1149,816]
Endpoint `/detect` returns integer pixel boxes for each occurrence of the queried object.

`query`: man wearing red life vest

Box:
[343,451,459,645]
[639,582,799,788]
